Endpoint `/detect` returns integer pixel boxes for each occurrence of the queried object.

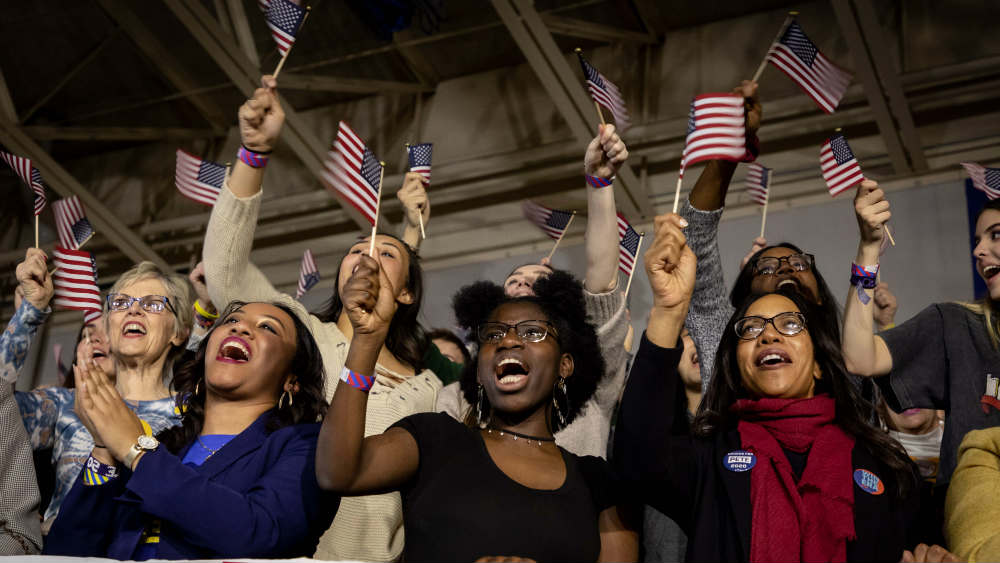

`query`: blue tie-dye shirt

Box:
[2,300,181,527]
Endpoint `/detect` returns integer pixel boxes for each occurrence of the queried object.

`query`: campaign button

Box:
[853,468,885,495]
[723,450,756,472]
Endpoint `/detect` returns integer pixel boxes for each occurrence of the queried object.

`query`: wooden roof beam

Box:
[278,73,432,94]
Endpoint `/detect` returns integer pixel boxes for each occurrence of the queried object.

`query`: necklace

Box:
[485,427,555,447]
[196,436,222,458]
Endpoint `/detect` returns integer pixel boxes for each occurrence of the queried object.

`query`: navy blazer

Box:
[44,411,339,560]
[615,335,920,562]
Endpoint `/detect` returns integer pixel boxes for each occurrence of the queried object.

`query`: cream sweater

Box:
[435,283,629,458]
[205,184,440,562]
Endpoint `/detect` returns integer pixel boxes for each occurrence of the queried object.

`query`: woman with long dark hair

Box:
[316,258,637,562]
[201,76,441,561]
[43,301,337,560]
[615,213,952,562]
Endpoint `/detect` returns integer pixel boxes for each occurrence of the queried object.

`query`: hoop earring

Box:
[278,390,293,409]
[194,380,200,396]
[552,377,568,428]
[476,384,488,429]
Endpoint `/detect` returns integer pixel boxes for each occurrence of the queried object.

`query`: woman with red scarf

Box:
[615,214,957,562]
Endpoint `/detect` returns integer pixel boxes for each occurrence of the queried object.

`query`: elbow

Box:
[841,352,876,378]
[314,462,352,494]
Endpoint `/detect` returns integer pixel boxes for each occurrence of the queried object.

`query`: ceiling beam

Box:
[540,14,655,44]
[392,28,440,87]
[277,72,432,94]
[21,126,221,142]
[0,66,17,122]
[225,0,261,69]
[97,0,230,133]
[162,0,377,231]
[0,121,169,268]
[832,0,926,174]
[492,0,654,219]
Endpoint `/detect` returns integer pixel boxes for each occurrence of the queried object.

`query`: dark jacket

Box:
[44,412,338,560]
[614,335,918,562]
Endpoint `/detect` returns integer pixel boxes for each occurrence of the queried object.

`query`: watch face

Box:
[137,435,159,450]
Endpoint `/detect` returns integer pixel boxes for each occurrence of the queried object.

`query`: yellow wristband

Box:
[193,300,218,319]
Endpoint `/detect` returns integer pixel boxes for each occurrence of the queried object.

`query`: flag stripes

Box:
[745,163,772,206]
[577,52,631,131]
[962,162,1000,200]
[296,249,320,299]
[680,93,746,178]
[407,143,432,184]
[617,213,642,276]
[175,149,225,206]
[52,247,101,312]
[522,201,574,240]
[321,121,383,226]
[766,20,852,114]
[266,0,306,57]
[820,133,864,197]
[52,196,94,250]
[0,151,46,215]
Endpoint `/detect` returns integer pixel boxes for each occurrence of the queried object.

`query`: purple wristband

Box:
[238,145,270,168]
[340,366,375,392]
[585,175,613,188]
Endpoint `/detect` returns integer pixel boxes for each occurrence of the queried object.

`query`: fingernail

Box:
[679,218,689,227]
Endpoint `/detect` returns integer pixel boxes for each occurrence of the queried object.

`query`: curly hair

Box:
[315,232,427,372]
[451,270,604,433]
[693,290,917,498]
[157,301,328,454]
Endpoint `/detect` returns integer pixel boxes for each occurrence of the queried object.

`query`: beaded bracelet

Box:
[340,366,375,393]
[850,263,879,305]
[585,174,613,188]
[238,145,271,168]
[83,455,119,486]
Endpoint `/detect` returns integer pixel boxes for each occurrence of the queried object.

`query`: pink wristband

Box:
[238,145,270,168]
[585,174,613,188]
[340,366,375,392]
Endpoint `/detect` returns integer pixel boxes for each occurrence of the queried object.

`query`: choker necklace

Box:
[485,427,555,447]
[196,436,222,458]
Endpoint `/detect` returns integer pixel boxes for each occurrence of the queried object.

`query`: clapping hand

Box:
[74,361,145,467]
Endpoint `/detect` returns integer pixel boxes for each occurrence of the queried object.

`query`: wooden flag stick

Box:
[623,233,645,301]
[369,162,386,257]
[760,196,769,239]
[671,176,683,214]
[404,144,426,239]
[545,212,576,261]
[751,11,798,83]
[884,224,896,246]
[594,101,606,126]
[273,7,311,80]
[35,216,39,249]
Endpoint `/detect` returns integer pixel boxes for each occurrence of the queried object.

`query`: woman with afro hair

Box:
[316,254,638,562]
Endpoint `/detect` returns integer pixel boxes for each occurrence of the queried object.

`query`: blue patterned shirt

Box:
[2,300,181,525]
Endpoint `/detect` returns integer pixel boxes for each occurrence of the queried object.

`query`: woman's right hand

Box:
[15,248,53,311]
[343,254,397,341]
[644,214,696,348]
[238,75,285,153]
[854,180,890,251]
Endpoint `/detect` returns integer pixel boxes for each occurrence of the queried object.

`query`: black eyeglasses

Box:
[106,293,176,315]
[734,312,807,340]
[753,253,815,275]
[477,320,557,345]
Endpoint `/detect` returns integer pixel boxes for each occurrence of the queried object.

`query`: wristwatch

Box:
[124,434,159,468]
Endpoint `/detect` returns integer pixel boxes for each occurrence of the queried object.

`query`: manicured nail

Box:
[679,218,689,228]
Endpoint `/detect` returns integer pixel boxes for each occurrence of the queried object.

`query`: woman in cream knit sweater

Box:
[202,75,440,561]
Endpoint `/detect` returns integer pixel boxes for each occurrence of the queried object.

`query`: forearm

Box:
[584,184,619,293]
[646,307,686,350]
[227,159,264,198]
[401,223,422,251]
[688,160,738,211]
[1,300,49,384]
[842,242,890,376]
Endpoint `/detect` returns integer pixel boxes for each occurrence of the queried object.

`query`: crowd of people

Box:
[0,73,997,563]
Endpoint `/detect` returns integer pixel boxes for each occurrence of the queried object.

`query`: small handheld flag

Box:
[83,309,102,325]
[322,121,384,227]
[576,50,631,131]
[617,213,641,277]
[522,201,575,240]
[266,0,306,58]
[52,247,101,313]
[961,162,1000,200]
[52,196,95,250]
[0,150,45,216]
[296,249,320,299]
[673,93,747,213]
[765,19,852,114]
[175,149,226,206]
[407,143,432,184]
[820,133,864,197]
[745,163,773,238]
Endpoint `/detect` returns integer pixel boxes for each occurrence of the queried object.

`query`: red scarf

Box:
[731,394,857,563]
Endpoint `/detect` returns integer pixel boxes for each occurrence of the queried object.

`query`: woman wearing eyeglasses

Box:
[7,254,192,531]
[315,258,637,562]
[615,214,954,562]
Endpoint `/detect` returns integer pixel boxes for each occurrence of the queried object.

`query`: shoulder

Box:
[569,452,620,509]
[393,411,464,437]
[269,421,322,443]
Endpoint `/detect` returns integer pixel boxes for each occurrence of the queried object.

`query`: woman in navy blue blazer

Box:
[44,301,338,560]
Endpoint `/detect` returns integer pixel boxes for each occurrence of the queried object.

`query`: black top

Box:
[614,334,920,563]
[391,412,617,563]
[879,302,1000,486]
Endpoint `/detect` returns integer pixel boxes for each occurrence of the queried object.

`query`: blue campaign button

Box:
[723,450,757,472]
[853,468,885,495]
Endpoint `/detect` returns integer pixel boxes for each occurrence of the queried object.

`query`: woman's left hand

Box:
[343,254,398,340]
[77,361,146,464]
[901,543,961,562]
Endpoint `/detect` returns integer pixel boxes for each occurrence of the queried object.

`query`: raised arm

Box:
[842,181,894,376]
[315,254,419,494]
[3,249,52,384]
[397,172,430,250]
[583,124,628,293]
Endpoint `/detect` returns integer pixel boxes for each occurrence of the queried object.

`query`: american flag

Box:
[577,52,631,131]
[321,121,384,226]
[617,213,643,276]
[407,143,432,184]
[52,247,101,313]
[961,162,1000,200]
[820,133,864,197]
[766,20,852,114]
[745,163,772,206]
[52,196,95,250]
[175,149,226,206]
[295,249,320,299]
[522,201,574,240]
[0,150,46,215]
[83,309,102,325]
[680,94,746,178]
[266,0,306,57]
[258,0,271,12]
